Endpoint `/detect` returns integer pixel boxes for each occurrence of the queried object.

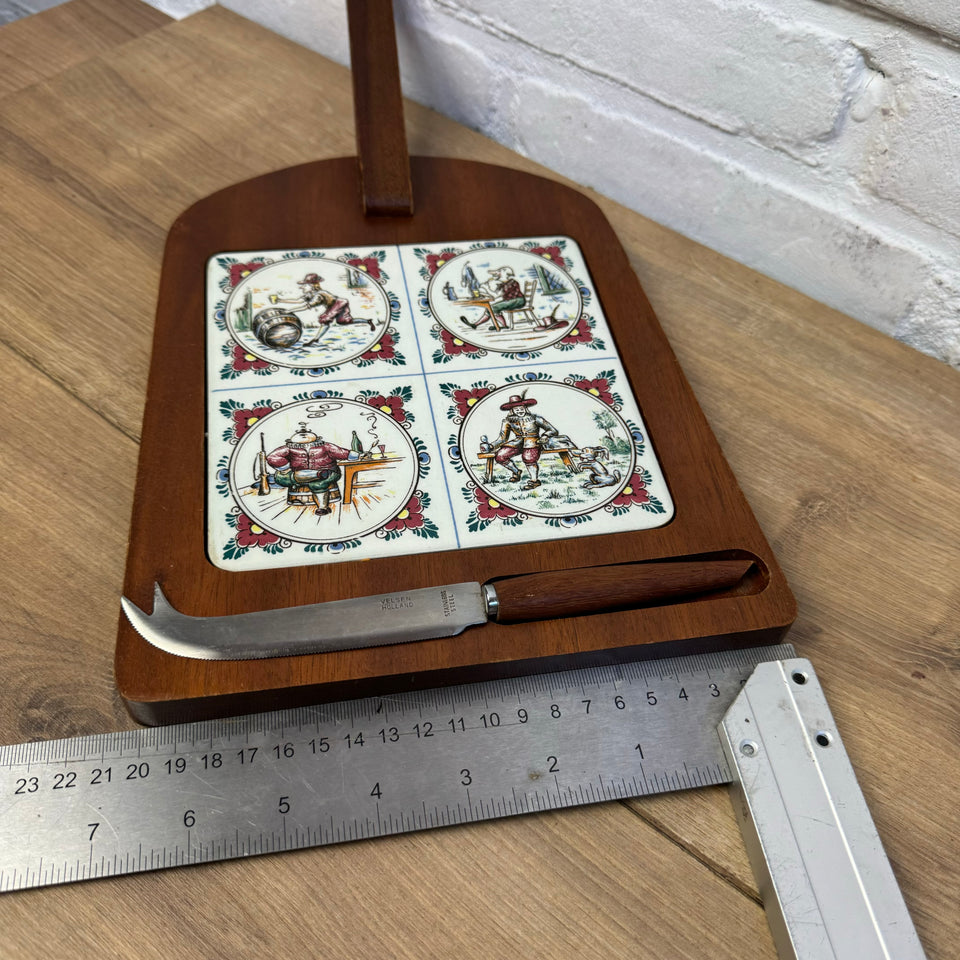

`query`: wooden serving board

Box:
[116,155,795,723]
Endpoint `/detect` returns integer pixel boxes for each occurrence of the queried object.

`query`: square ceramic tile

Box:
[205,244,419,387]
[425,358,673,549]
[206,376,454,571]
[396,236,617,371]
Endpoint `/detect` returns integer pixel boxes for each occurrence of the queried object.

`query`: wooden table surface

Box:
[0,2,956,957]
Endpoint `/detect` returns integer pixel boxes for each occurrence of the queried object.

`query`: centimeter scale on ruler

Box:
[1,645,788,886]
[0,644,928,960]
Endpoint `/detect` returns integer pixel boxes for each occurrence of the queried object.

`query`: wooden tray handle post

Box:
[491,559,755,623]
[346,0,414,216]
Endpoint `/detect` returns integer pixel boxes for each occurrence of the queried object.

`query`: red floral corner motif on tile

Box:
[232,405,275,439]
[231,344,272,373]
[360,332,396,361]
[573,377,614,406]
[228,261,266,286]
[453,386,491,418]
[473,486,519,520]
[439,329,481,357]
[235,512,280,548]
[561,317,593,346]
[347,257,382,280]
[612,473,650,506]
[529,245,563,262]
[425,251,460,275]
[383,495,425,532]
[365,394,407,423]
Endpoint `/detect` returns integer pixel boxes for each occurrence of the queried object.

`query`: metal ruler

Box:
[0,644,926,959]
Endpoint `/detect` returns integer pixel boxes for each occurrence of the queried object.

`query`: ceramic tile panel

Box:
[205,237,674,571]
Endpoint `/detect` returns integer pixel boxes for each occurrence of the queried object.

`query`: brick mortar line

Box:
[418,0,873,163]
[826,0,960,50]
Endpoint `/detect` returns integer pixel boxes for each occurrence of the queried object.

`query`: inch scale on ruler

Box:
[0,644,926,960]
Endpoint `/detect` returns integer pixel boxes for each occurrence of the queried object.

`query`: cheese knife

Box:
[121,559,754,661]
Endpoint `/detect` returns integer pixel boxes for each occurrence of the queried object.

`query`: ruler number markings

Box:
[6,679,723,789]
[0,645,792,890]
[6,678,731,797]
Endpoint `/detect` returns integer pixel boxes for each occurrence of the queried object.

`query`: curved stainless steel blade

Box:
[121,582,488,661]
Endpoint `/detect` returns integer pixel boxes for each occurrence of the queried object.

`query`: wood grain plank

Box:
[0,0,169,98]
[0,8,356,436]
[0,341,136,741]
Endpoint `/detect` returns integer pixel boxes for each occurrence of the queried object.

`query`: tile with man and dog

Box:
[205,236,673,571]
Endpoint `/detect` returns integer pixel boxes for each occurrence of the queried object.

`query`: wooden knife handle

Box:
[490,559,754,623]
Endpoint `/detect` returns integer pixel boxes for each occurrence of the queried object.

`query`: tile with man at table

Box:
[398,235,614,371]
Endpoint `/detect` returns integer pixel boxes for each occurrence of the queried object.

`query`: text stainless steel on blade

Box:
[120,558,752,660]
[1,644,790,891]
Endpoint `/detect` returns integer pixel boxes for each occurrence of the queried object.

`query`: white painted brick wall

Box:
[862,67,960,236]
[859,0,960,43]
[445,0,864,154]
[142,0,960,368]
